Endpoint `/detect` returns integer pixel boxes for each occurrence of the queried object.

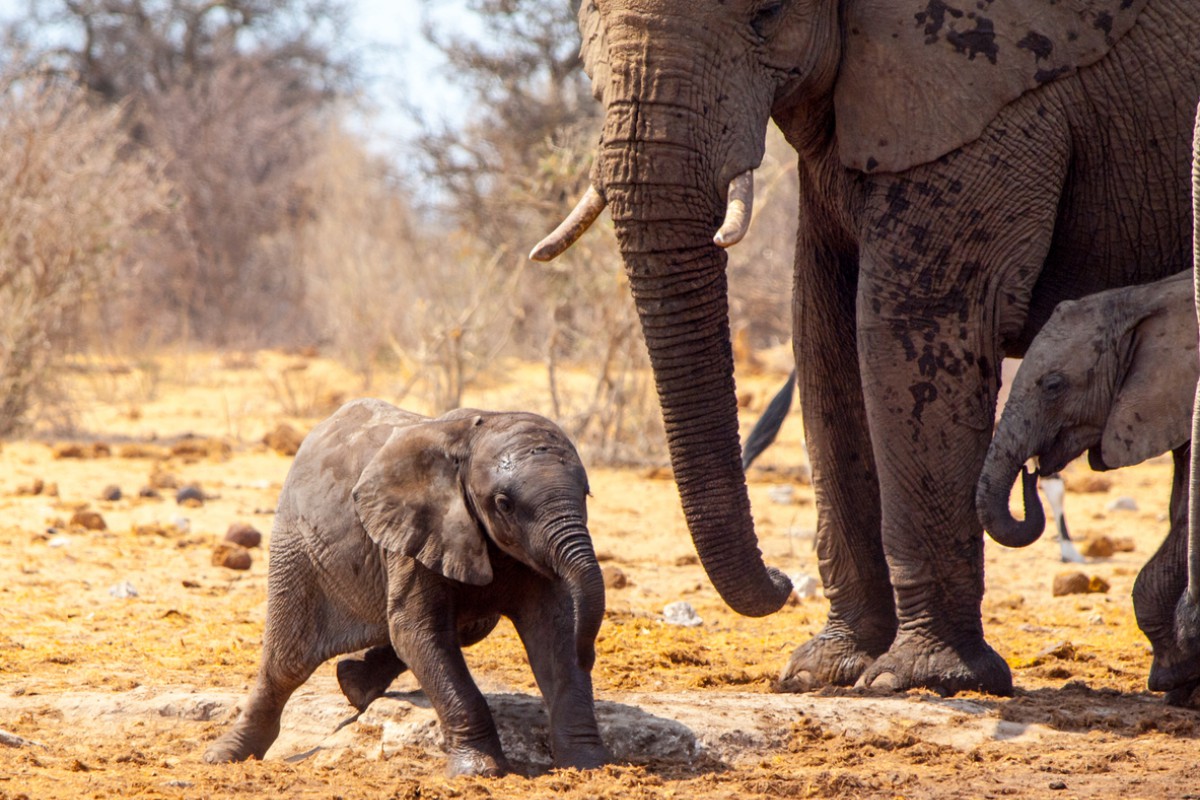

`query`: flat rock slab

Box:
[0,681,1178,770]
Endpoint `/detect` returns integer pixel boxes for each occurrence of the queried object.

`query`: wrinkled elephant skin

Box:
[977,271,1199,699]
[553,0,1200,695]
[204,399,608,775]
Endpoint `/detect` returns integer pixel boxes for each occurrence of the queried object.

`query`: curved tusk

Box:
[529,185,606,262]
[713,170,754,248]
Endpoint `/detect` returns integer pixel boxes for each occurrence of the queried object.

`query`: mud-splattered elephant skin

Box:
[534,0,1200,696]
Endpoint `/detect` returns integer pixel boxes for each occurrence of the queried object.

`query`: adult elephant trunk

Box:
[600,142,791,617]
[976,404,1047,548]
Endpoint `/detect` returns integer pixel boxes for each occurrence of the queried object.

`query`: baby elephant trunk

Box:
[545,526,606,671]
[976,430,1047,547]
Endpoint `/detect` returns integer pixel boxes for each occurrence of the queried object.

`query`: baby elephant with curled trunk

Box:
[204,399,609,775]
[976,271,1200,702]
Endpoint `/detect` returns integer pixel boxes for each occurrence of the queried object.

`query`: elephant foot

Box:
[856,630,1013,697]
[336,645,408,712]
[203,721,277,763]
[1163,678,1200,708]
[446,747,512,778]
[777,623,892,692]
[553,742,611,771]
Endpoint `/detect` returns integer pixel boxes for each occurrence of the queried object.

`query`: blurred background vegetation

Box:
[0,0,796,462]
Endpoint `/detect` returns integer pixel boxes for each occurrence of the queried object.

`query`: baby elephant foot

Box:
[336,645,408,712]
[446,747,512,778]
[777,623,892,692]
[203,722,277,764]
[856,631,1013,697]
[553,742,610,771]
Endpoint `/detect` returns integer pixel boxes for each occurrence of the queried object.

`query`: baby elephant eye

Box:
[494,494,514,515]
[1039,372,1068,396]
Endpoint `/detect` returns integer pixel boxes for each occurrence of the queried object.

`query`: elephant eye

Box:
[751,1,786,39]
[1039,372,1068,397]
[494,494,514,515]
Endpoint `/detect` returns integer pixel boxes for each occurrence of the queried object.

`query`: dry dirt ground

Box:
[2,351,1199,799]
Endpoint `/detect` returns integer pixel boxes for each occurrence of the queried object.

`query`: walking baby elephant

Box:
[976,271,1200,702]
[204,399,610,775]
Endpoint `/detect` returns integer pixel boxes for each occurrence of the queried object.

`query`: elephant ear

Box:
[577,0,610,104]
[1100,293,1197,469]
[836,0,1146,174]
[352,417,493,586]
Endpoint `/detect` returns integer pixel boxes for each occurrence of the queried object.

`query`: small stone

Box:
[602,565,628,589]
[1038,640,1076,661]
[69,510,107,531]
[99,485,122,502]
[149,468,179,490]
[47,535,71,549]
[1049,780,1067,791]
[1052,572,1091,597]
[1105,496,1138,512]
[16,479,45,496]
[1087,575,1110,594]
[767,484,795,505]
[1082,536,1115,558]
[790,573,820,600]
[996,594,1026,610]
[108,582,139,599]
[138,486,162,499]
[674,553,699,567]
[175,485,205,506]
[172,516,191,534]
[224,522,262,549]
[212,543,252,570]
[662,601,702,627]
[263,423,305,456]
[1111,537,1136,553]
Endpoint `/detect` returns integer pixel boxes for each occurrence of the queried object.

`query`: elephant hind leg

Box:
[205,554,345,763]
[337,645,408,712]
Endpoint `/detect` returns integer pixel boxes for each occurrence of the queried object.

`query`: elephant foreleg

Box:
[852,95,1068,696]
[778,169,896,692]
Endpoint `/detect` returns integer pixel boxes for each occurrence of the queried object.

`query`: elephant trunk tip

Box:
[711,564,793,618]
[978,466,1046,548]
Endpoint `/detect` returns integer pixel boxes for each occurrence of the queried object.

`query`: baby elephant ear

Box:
[352,420,493,586]
[1100,302,1197,469]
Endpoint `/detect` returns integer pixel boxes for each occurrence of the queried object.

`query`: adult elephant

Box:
[533,0,1200,695]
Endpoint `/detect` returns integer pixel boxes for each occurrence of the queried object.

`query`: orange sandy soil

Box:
[1,350,1198,799]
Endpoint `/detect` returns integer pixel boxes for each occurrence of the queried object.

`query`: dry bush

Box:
[0,76,167,436]
[125,58,320,346]
[298,124,524,411]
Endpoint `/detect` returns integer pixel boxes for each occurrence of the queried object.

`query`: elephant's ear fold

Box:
[1100,300,1197,469]
[835,0,1145,174]
[577,1,610,104]
[352,419,493,586]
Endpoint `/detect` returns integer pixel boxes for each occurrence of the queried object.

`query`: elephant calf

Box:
[976,270,1200,702]
[204,399,610,775]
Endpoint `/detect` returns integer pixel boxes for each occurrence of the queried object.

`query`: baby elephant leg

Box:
[391,620,510,777]
[205,563,328,763]
[336,646,408,713]
[512,585,608,770]
[336,615,499,712]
